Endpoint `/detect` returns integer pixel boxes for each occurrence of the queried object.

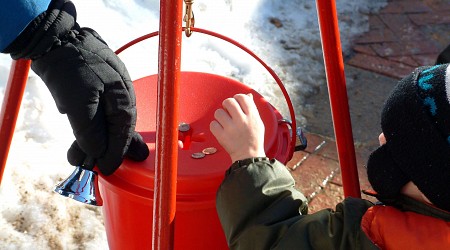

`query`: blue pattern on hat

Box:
[423,97,437,116]
[417,65,449,143]
[418,74,434,90]
[422,65,440,74]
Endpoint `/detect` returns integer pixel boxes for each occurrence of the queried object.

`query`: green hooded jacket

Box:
[216,158,378,250]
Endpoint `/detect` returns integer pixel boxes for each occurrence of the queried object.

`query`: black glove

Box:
[4,0,149,175]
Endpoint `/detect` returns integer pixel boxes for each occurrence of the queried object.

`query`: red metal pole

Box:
[152,0,182,249]
[315,0,361,198]
[0,59,31,185]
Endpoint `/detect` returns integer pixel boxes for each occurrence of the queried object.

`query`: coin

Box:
[191,152,205,159]
[178,122,190,132]
[202,147,217,155]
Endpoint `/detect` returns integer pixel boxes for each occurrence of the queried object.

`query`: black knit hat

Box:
[367,63,450,212]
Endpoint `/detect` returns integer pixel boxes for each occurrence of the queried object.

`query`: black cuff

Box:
[4,0,76,59]
[225,157,270,177]
[231,157,270,169]
[2,12,47,55]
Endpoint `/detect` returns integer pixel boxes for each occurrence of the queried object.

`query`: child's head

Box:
[367,63,450,212]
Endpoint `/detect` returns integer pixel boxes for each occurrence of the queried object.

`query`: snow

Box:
[0,0,386,249]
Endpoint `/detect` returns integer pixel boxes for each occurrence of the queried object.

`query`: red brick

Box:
[307,183,344,213]
[368,15,386,30]
[380,1,432,14]
[317,140,338,160]
[347,53,414,79]
[353,45,377,56]
[326,142,374,190]
[387,55,419,66]
[302,132,328,154]
[424,0,450,11]
[354,162,371,189]
[286,150,309,170]
[380,2,406,14]
[409,11,450,25]
[397,28,426,42]
[358,167,373,191]
[330,164,371,195]
[354,144,374,169]
[290,154,339,198]
[412,54,438,66]
[371,41,439,57]
[379,14,416,33]
[355,29,397,44]
[331,160,362,184]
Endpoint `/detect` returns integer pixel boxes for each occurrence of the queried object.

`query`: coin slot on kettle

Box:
[178,122,206,150]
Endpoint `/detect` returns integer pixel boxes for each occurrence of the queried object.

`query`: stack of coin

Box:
[191,147,218,159]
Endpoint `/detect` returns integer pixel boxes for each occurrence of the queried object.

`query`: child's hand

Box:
[210,93,266,162]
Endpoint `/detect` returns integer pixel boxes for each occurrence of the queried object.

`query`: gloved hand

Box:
[4,0,149,175]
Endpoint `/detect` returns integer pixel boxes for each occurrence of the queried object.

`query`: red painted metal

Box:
[98,72,293,249]
[0,59,31,185]
[115,27,297,160]
[153,0,183,248]
[315,0,361,198]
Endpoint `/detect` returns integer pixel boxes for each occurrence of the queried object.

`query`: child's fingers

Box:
[210,120,224,137]
[214,108,233,128]
[233,93,256,115]
[222,97,245,120]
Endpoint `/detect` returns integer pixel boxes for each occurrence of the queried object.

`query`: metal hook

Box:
[183,0,195,37]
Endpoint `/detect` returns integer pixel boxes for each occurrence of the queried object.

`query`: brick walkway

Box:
[289,0,450,213]
[348,0,450,79]
[287,133,376,212]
